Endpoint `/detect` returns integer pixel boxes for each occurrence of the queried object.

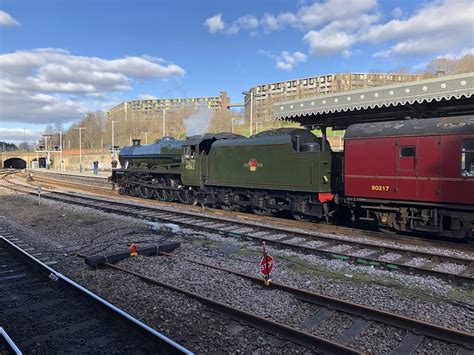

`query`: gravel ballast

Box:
[0,190,472,353]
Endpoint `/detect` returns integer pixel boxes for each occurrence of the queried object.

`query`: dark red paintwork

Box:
[344,133,474,206]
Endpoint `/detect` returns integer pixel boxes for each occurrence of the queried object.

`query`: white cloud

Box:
[138,94,158,100]
[227,15,259,35]
[261,13,281,33]
[205,0,378,35]
[275,51,307,71]
[0,128,43,142]
[373,37,453,58]
[207,0,473,59]
[292,0,378,30]
[0,10,20,27]
[0,48,185,124]
[436,47,474,60]
[365,0,473,57]
[304,25,356,56]
[392,7,403,19]
[365,1,473,43]
[204,14,225,33]
[259,50,307,71]
[204,13,259,35]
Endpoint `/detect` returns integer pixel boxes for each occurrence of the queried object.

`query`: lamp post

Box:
[42,134,52,169]
[73,127,86,173]
[111,120,118,159]
[143,131,148,144]
[242,90,264,136]
[59,130,63,171]
[35,140,39,167]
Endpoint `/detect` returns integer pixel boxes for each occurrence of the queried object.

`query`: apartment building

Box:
[245,73,423,122]
[108,91,230,122]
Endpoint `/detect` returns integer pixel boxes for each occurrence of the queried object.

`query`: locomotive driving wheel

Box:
[163,178,178,202]
[177,188,196,205]
[139,185,154,199]
[154,178,167,201]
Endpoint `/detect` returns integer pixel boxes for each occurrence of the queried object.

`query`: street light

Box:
[111,120,118,160]
[73,127,86,173]
[242,90,264,136]
[142,131,148,145]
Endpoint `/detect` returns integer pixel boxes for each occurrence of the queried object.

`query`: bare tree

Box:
[425,54,474,76]
[18,142,31,151]
[44,123,54,136]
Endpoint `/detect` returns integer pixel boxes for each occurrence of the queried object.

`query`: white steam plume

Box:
[185,107,213,136]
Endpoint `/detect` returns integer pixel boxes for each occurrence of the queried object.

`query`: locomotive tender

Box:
[112,116,474,240]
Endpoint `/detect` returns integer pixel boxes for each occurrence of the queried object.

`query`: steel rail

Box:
[29,171,474,253]
[0,327,22,355]
[0,236,192,355]
[2,178,473,285]
[100,260,360,355]
[159,252,474,349]
[50,190,474,264]
[6,172,474,258]
[43,190,474,284]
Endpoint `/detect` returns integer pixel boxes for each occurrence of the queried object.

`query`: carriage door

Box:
[416,136,441,202]
[396,137,417,200]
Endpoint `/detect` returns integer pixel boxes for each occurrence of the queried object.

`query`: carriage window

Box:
[461,139,474,177]
[398,146,416,171]
[400,147,415,157]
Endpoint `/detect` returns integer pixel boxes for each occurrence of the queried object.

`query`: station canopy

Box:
[273,72,474,130]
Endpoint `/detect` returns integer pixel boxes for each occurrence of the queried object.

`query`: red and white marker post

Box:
[260,242,273,286]
[130,243,138,257]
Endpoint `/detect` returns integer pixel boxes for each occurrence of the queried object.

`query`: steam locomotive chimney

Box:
[132,139,141,146]
[321,127,326,152]
[295,135,301,152]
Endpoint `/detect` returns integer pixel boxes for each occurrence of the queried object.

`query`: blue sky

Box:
[0,0,473,143]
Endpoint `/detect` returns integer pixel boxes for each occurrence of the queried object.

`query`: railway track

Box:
[92,253,474,354]
[0,327,21,355]
[27,170,474,250]
[0,235,192,354]
[2,175,474,285]
[21,169,474,258]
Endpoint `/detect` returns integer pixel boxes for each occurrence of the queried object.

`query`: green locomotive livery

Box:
[112,128,342,221]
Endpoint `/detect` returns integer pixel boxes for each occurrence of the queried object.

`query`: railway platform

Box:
[27,168,112,188]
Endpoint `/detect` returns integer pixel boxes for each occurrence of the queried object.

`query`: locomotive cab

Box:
[181,133,243,189]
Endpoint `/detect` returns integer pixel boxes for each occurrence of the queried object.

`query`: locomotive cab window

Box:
[461,139,474,177]
[184,145,196,159]
[398,146,416,171]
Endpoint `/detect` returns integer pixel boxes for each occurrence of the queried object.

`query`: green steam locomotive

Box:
[112,128,342,222]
